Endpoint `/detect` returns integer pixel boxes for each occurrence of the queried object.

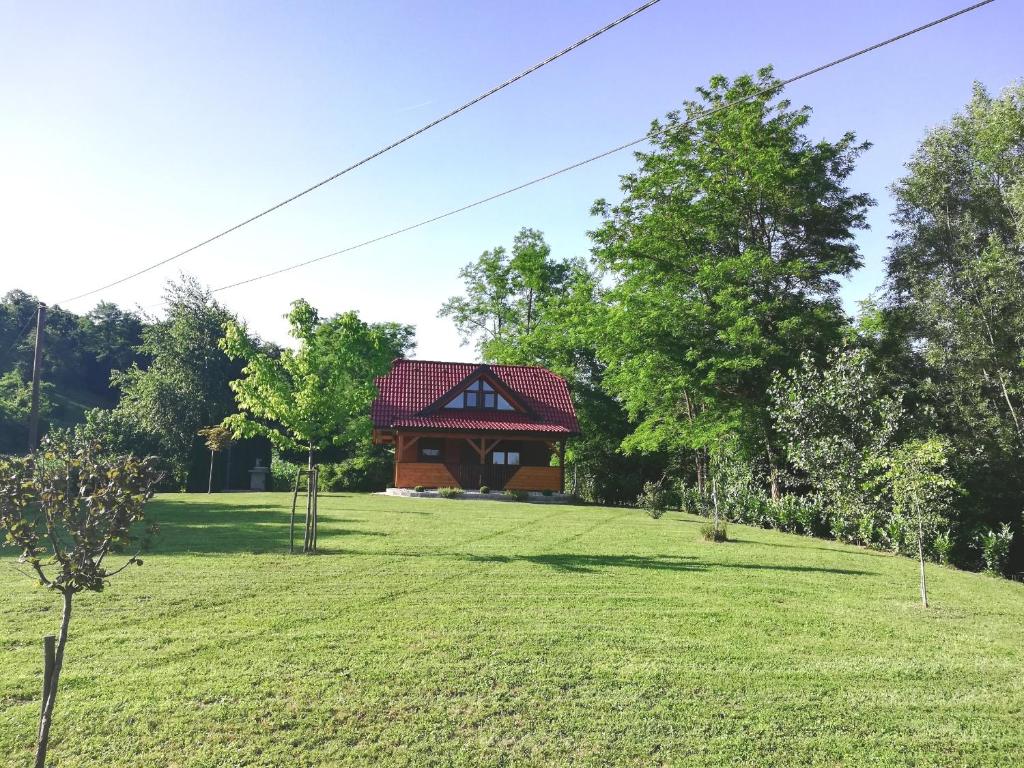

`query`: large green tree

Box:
[591,67,873,498]
[439,227,572,355]
[87,277,242,482]
[440,229,666,504]
[883,83,1024,553]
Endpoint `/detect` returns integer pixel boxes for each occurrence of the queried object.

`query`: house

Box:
[371,359,580,492]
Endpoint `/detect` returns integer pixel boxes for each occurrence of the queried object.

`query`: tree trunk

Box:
[207,449,215,494]
[917,512,929,608]
[712,474,720,534]
[289,467,301,554]
[695,450,705,497]
[36,591,72,768]
[304,444,315,553]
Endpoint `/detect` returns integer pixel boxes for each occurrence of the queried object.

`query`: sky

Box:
[1,0,1021,362]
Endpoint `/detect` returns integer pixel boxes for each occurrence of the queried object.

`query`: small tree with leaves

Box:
[221,300,413,551]
[197,424,235,493]
[0,432,159,768]
[875,437,959,607]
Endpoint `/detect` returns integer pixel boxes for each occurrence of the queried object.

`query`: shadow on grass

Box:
[145,498,385,555]
[465,553,701,573]
[462,552,873,576]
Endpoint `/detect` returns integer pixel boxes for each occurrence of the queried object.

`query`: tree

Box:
[221,300,413,550]
[770,348,904,546]
[883,81,1024,572]
[0,370,54,455]
[79,301,146,399]
[103,276,242,483]
[439,227,571,355]
[875,437,959,607]
[0,432,159,767]
[591,67,872,500]
[197,424,235,493]
[439,231,667,503]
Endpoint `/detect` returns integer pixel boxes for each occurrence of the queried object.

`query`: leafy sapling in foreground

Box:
[221,300,413,552]
[0,433,159,768]
[875,438,959,607]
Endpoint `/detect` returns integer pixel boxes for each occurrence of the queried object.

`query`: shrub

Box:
[679,486,712,517]
[542,489,553,497]
[438,487,463,499]
[479,485,490,494]
[934,530,954,565]
[700,521,728,542]
[978,523,1014,575]
[504,489,528,501]
[413,485,425,493]
[638,480,670,519]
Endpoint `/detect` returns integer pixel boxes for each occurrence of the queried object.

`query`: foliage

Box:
[883,81,1024,572]
[874,438,959,548]
[98,277,242,485]
[198,424,235,454]
[933,530,955,566]
[638,479,671,519]
[0,431,159,766]
[0,433,160,591]
[479,485,490,495]
[0,370,54,456]
[438,228,572,354]
[438,487,463,499]
[222,299,413,469]
[316,447,394,493]
[592,67,872,498]
[978,523,1014,575]
[414,485,426,493]
[771,348,904,545]
[439,229,667,505]
[0,291,146,453]
[196,424,235,494]
[700,521,728,542]
[503,489,528,501]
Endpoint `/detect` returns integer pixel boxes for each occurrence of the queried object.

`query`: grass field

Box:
[2,492,1023,767]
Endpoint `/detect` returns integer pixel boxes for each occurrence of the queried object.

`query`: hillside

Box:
[2,493,1022,767]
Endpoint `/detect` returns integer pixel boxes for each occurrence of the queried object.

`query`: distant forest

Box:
[0,291,146,454]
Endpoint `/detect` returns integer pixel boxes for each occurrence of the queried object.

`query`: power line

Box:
[207,0,996,297]
[57,0,664,306]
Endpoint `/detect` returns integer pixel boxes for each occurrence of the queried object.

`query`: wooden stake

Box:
[289,468,301,554]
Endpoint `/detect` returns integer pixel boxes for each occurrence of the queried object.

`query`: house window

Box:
[444,378,515,411]
[419,439,443,462]
[492,451,520,466]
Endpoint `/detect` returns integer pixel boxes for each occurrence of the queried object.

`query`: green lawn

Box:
[2,493,1022,767]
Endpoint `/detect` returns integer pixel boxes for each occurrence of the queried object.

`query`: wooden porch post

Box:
[559,439,566,494]
[394,433,401,488]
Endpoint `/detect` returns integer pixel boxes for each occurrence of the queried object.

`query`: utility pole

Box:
[28,303,47,454]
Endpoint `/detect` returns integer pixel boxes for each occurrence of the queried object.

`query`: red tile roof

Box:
[372,360,579,435]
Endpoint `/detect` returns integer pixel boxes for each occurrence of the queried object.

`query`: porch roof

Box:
[389,415,573,434]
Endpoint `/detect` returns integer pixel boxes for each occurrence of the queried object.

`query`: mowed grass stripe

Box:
[2,492,1022,767]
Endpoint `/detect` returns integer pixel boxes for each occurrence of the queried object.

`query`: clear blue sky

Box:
[1,0,1020,361]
